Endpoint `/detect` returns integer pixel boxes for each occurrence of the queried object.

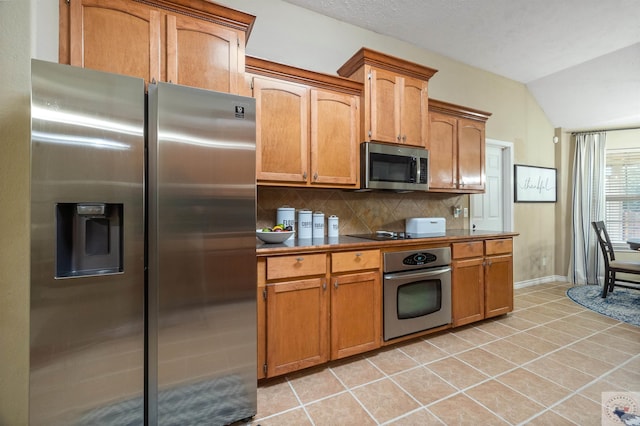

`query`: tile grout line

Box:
[457,301,637,424]
[515,351,640,425]
[415,285,632,424]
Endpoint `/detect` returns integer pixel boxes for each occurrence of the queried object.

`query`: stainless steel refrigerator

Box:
[30,59,257,425]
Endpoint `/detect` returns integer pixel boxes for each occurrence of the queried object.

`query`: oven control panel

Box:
[403,252,436,266]
[383,247,451,273]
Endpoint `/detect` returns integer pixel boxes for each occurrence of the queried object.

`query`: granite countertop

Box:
[256,229,519,255]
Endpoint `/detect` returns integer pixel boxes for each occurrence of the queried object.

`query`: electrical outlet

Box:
[463,207,468,218]
[452,206,460,218]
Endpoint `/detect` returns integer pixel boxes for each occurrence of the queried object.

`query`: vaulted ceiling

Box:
[283,0,640,131]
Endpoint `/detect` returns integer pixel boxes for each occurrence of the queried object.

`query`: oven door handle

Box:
[384,266,451,281]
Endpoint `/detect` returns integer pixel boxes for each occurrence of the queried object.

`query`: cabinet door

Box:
[484,254,513,318]
[166,13,243,93]
[253,77,309,183]
[428,112,457,189]
[399,76,428,146]
[266,278,328,377]
[457,118,485,191]
[69,0,161,83]
[310,89,359,186]
[452,257,484,326]
[330,271,381,359]
[369,68,400,143]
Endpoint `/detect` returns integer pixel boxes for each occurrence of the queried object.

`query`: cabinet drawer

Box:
[331,250,380,273]
[452,241,483,259]
[266,253,326,280]
[485,238,513,255]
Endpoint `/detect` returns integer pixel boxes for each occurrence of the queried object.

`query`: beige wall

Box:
[0,0,31,423]
[217,0,557,283]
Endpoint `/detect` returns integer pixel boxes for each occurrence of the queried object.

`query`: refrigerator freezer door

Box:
[147,82,257,425]
[30,60,145,425]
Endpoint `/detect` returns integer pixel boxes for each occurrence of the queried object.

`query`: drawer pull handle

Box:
[296,257,304,262]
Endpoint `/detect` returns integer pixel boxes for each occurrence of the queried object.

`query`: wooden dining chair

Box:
[591,221,640,298]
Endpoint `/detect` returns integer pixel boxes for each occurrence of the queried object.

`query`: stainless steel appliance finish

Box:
[30,60,257,425]
[360,141,429,191]
[30,60,145,425]
[382,247,452,341]
[148,82,257,425]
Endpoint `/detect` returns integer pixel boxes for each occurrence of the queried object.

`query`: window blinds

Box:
[605,148,640,247]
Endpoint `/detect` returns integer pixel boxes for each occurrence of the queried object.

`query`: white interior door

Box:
[470,139,514,232]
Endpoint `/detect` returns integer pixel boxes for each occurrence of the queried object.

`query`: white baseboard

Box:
[514,275,568,289]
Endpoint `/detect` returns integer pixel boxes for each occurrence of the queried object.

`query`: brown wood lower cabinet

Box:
[484,239,514,318]
[330,271,380,359]
[452,238,514,326]
[452,256,484,326]
[266,277,329,377]
[259,250,381,378]
[451,241,484,326]
[259,239,513,378]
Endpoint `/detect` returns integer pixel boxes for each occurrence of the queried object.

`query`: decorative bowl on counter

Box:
[256,229,295,244]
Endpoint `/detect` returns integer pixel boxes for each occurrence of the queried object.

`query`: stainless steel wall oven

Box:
[383,247,452,341]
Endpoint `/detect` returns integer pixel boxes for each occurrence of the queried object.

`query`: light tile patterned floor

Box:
[249,282,639,425]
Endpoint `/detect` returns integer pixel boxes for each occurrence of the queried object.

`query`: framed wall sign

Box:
[514,164,557,202]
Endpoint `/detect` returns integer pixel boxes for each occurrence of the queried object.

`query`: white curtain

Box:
[569,132,606,285]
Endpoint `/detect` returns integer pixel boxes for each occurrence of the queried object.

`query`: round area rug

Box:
[567,285,640,327]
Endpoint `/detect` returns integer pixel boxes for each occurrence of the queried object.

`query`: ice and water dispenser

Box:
[56,202,124,277]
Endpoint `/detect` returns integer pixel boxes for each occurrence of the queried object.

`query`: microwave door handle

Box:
[384,266,452,281]
[410,157,417,183]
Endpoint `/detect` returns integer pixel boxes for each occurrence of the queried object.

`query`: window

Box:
[605,148,640,248]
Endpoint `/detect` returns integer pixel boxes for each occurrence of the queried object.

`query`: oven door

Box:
[383,266,451,341]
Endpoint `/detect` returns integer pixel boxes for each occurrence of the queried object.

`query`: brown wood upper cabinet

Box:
[338,48,437,147]
[247,57,362,188]
[427,99,491,193]
[59,0,255,93]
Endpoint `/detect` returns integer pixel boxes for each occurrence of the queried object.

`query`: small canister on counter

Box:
[276,206,295,232]
[328,215,339,238]
[312,211,325,239]
[297,209,312,239]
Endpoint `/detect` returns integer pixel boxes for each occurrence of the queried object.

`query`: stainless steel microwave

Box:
[360,142,429,191]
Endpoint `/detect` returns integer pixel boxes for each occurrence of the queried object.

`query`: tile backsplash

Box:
[257,187,468,234]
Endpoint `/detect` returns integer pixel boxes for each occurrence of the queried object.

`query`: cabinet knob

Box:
[402,135,407,142]
[313,172,318,181]
[302,171,307,180]
[334,280,338,289]
[322,281,327,290]
[397,135,401,141]
[296,257,304,262]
